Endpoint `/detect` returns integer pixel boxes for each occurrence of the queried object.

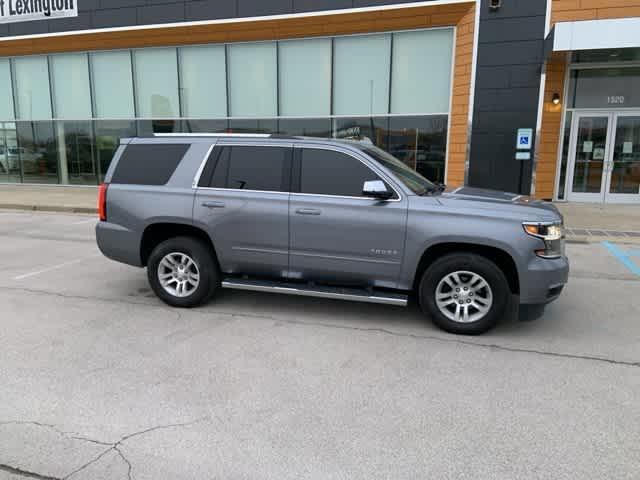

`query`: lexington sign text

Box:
[0,0,77,25]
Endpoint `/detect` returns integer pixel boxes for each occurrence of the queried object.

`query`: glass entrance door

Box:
[606,113,640,203]
[567,112,640,203]
[567,114,611,202]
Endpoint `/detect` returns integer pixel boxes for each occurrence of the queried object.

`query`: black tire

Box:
[147,236,220,308]
[418,253,510,335]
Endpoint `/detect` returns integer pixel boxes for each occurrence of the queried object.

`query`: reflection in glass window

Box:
[391,29,453,114]
[0,60,15,121]
[300,148,380,197]
[333,117,390,148]
[91,51,135,119]
[224,146,287,191]
[568,68,640,109]
[50,54,92,120]
[228,43,277,117]
[134,48,180,118]
[94,120,137,181]
[333,34,391,115]
[13,57,52,120]
[179,45,227,118]
[572,48,640,64]
[388,115,448,183]
[183,119,229,134]
[229,118,277,134]
[557,111,572,200]
[0,122,20,182]
[59,121,97,185]
[16,121,58,183]
[277,118,332,138]
[279,38,331,116]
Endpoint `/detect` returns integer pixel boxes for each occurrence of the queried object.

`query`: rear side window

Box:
[299,148,381,197]
[200,146,290,192]
[110,143,189,185]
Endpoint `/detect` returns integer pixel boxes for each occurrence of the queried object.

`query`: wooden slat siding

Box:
[0,4,473,55]
[536,53,566,200]
[533,0,640,198]
[0,1,476,187]
[446,3,475,186]
[552,0,640,22]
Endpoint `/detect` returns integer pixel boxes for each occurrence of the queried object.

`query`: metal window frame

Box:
[193,141,294,194]
[192,140,405,202]
[290,143,404,202]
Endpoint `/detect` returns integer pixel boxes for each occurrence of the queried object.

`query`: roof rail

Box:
[153,133,271,138]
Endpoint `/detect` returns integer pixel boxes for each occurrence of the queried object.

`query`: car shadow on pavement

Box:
[195,288,539,337]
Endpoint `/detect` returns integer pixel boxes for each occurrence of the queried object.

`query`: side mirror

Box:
[363,180,393,200]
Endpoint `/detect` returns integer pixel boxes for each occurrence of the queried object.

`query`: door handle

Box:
[202,201,225,209]
[295,208,321,216]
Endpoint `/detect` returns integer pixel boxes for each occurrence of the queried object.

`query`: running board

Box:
[221,278,408,307]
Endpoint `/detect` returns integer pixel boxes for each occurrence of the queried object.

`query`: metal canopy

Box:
[548,17,640,53]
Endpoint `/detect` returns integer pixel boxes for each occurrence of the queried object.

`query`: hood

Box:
[437,186,562,222]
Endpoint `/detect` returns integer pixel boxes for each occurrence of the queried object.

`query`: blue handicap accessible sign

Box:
[603,242,640,276]
[517,128,533,150]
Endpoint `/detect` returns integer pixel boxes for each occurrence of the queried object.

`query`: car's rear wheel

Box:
[147,236,219,308]
[419,253,509,335]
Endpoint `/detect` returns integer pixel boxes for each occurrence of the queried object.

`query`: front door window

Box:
[571,116,609,195]
[609,116,640,196]
[567,113,640,204]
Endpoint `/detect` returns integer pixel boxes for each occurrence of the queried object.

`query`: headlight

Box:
[523,222,565,258]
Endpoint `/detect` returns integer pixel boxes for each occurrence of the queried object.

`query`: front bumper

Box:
[519,254,569,305]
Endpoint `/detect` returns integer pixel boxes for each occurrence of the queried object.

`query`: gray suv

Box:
[96,134,569,335]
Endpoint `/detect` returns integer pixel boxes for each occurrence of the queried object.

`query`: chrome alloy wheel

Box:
[157,252,200,298]
[435,270,493,323]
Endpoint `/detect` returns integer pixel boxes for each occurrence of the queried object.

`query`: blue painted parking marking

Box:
[602,241,640,276]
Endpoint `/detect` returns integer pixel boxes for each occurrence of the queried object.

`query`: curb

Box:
[0,203,97,214]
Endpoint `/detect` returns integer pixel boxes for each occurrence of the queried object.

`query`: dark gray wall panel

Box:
[294,0,352,12]
[0,0,444,37]
[186,1,237,20]
[468,0,547,195]
[92,7,139,29]
[238,0,293,17]
[138,3,186,24]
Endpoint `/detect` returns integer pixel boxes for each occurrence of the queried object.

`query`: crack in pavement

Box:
[1,285,639,368]
[0,464,60,480]
[0,417,210,480]
[277,318,640,368]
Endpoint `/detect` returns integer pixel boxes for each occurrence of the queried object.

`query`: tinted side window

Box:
[299,148,381,197]
[111,143,189,185]
[206,146,289,192]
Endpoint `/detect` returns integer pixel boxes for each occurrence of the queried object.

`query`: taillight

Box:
[98,183,108,221]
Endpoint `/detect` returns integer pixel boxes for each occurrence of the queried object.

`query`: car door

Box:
[289,145,408,289]
[193,142,292,278]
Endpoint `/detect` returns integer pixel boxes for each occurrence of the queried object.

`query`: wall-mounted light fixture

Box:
[489,0,502,11]
[552,93,561,105]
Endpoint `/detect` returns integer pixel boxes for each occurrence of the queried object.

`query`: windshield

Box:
[363,146,438,195]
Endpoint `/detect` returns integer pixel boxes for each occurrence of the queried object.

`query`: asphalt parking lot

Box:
[0,210,639,480]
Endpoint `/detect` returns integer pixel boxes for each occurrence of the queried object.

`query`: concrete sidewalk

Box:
[0,184,638,241]
[0,185,97,214]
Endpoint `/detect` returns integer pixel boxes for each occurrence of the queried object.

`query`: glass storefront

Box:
[0,28,454,186]
[557,48,640,203]
[0,116,448,185]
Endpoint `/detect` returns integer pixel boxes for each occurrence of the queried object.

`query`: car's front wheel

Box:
[147,236,219,308]
[419,253,510,335]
